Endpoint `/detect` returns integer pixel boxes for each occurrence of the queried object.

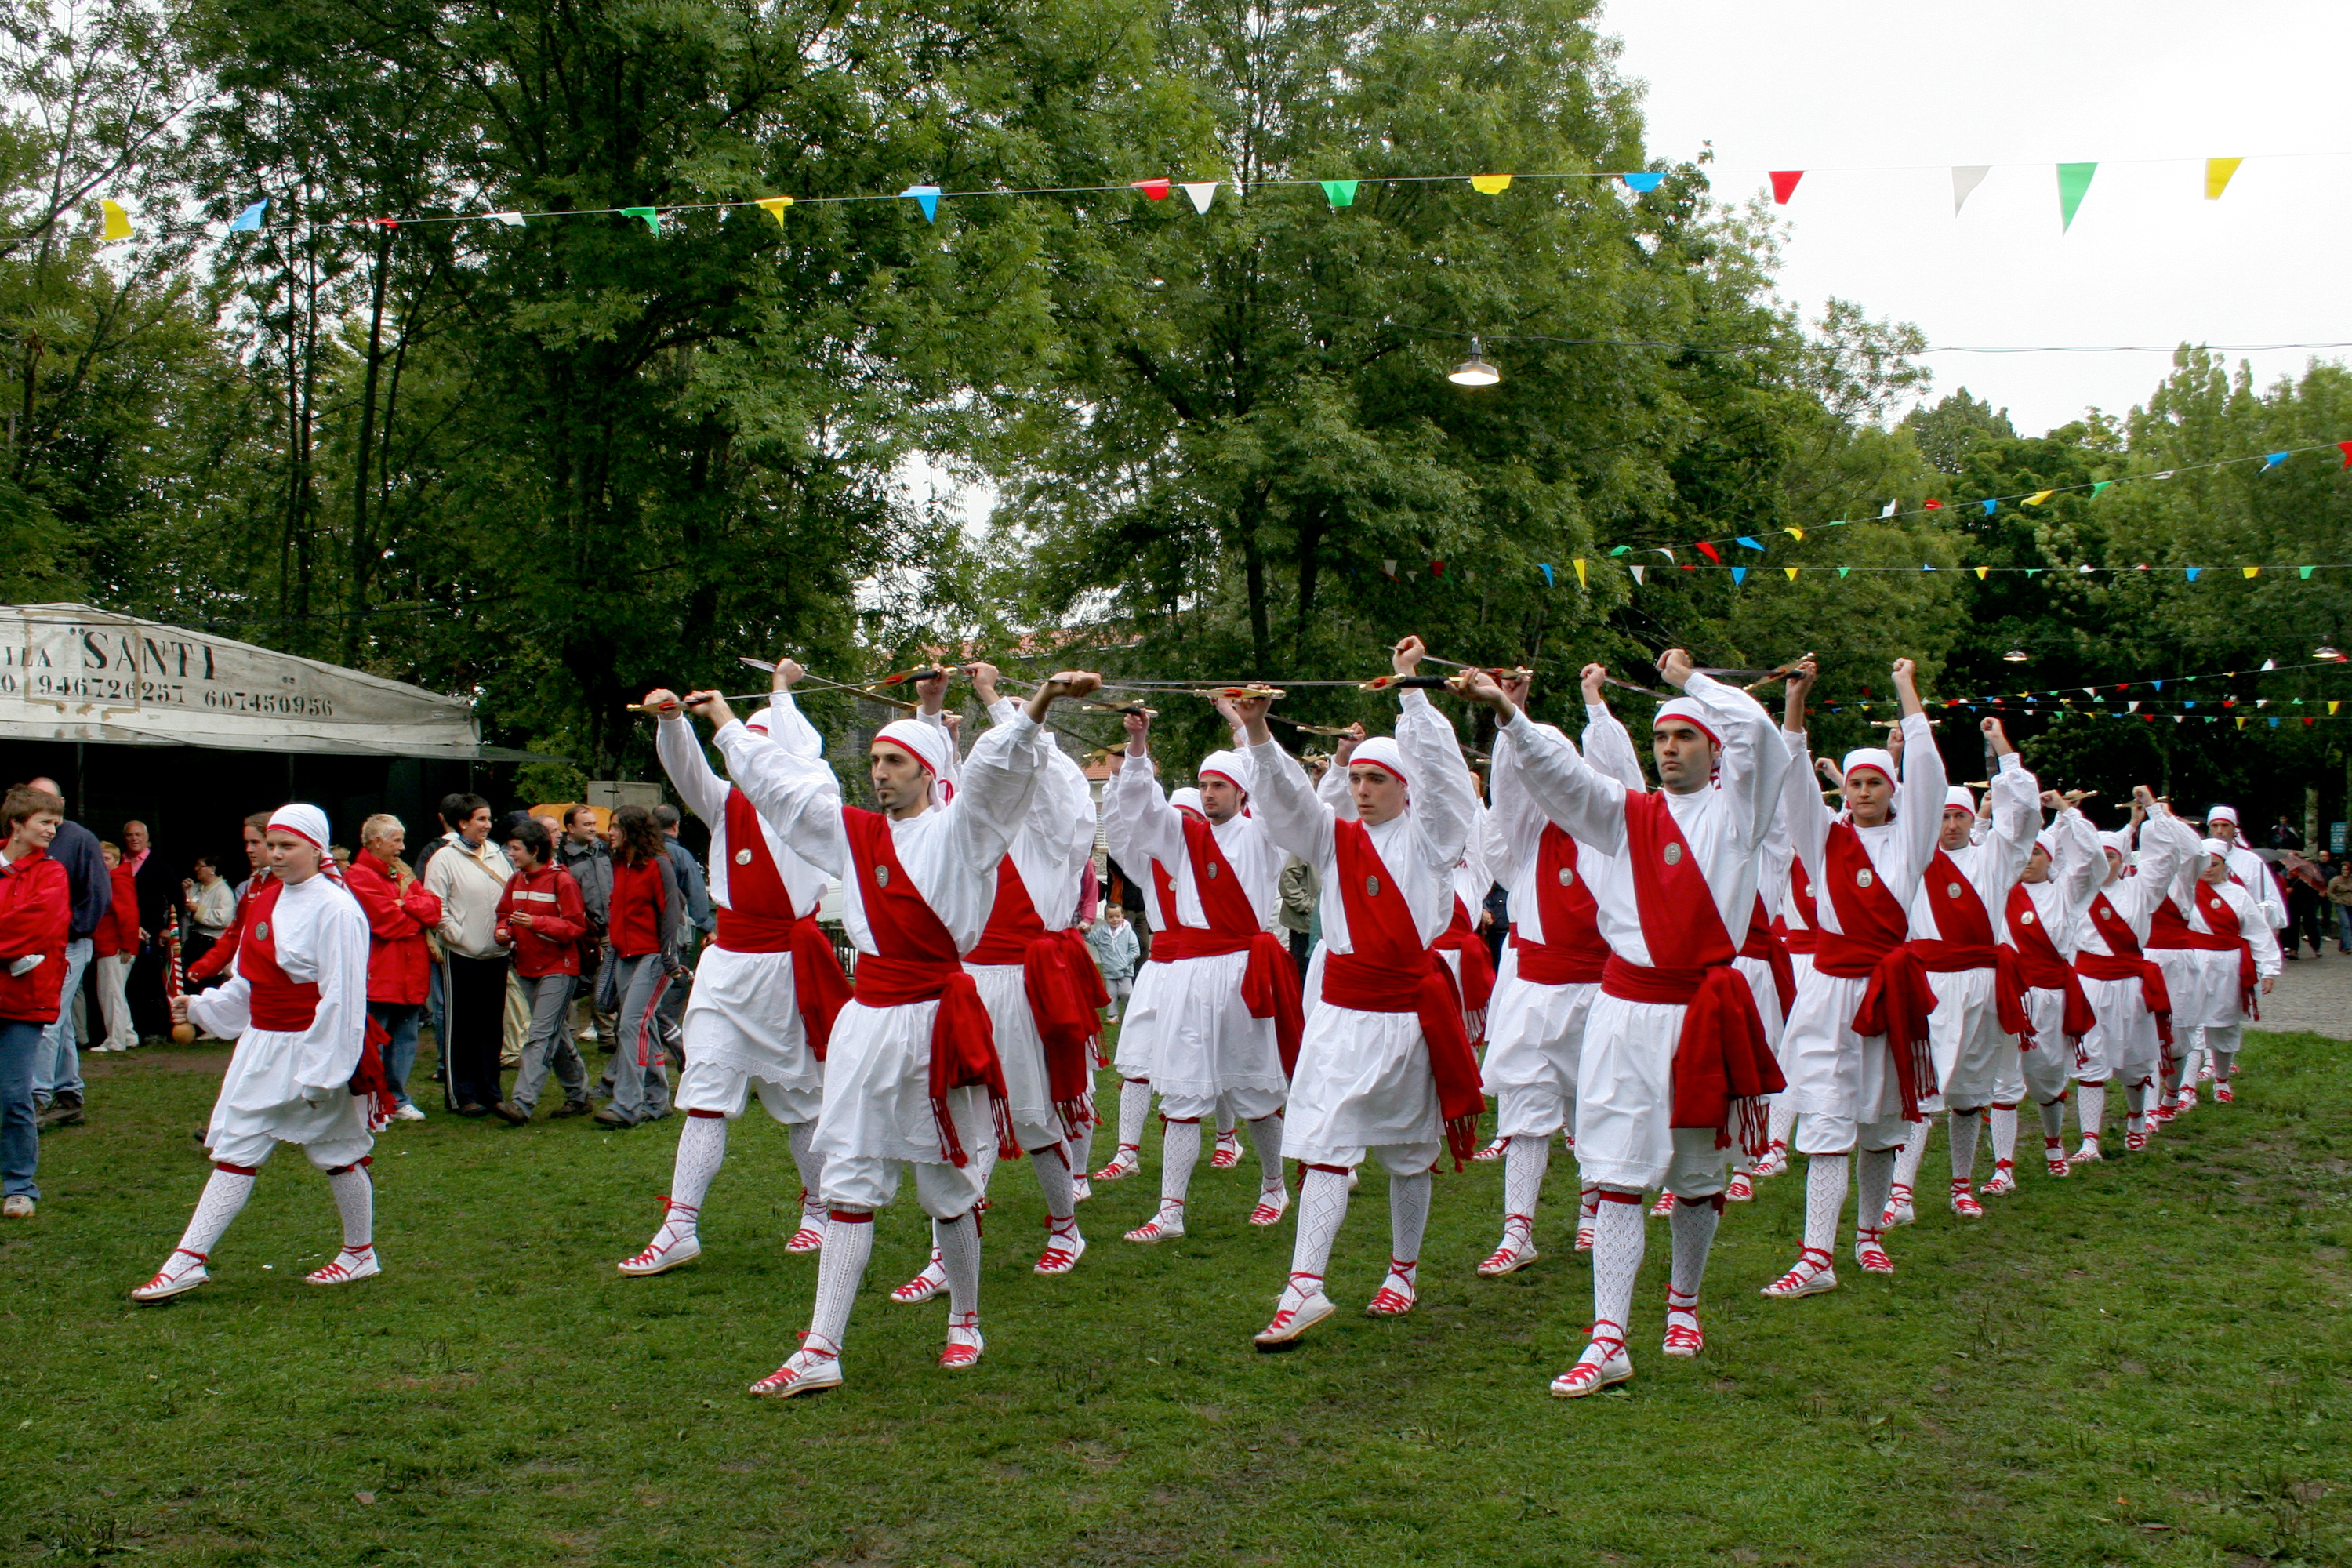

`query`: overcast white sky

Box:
[1607,0,2352,436]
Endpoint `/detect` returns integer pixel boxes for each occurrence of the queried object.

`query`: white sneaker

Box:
[305,1247,382,1286]
[1034,1221,1086,1276]
[1124,1202,1186,1243]
[618,1227,701,1276]
[783,1219,826,1255]
[393,1103,427,1123]
[891,1253,946,1304]
[1,1194,32,1218]
[2072,1138,2104,1163]
[1248,1181,1290,1227]
[132,1250,210,1302]
[1477,1229,1538,1277]
[1072,1176,1094,1205]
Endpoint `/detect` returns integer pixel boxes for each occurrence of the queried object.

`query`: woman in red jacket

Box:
[89,843,141,1053]
[1,782,71,1218]
[597,806,682,1127]
[347,814,444,1121]
[492,818,590,1124]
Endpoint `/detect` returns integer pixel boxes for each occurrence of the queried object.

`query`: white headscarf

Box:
[1197,748,1254,795]
[1171,786,1206,818]
[2206,804,2239,826]
[1653,698,1722,749]
[1351,735,1409,786]
[2199,837,2233,862]
[1944,785,1977,814]
[1841,748,1896,785]
[872,718,955,805]
[267,804,333,853]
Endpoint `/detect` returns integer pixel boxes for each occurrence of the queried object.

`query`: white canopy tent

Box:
[0,602,510,760]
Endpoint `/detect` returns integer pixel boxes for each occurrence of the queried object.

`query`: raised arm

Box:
[1104,710,1185,870]
[1669,660,1791,855]
[2127,798,2198,918]
[1578,664,1650,793]
[654,707,731,826]
[1452,668,1629,852]
[1778,659,1835,880]
[2049,802,2104,910]
[1978,721,2041,887]
[1396,685,1475,870]
[709,716,848,876]
[943,670,1101,875]
[1891,661,1944,884]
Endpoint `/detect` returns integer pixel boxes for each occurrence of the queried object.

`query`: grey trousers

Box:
[511,973,588,1112]
[608,953,676,1124]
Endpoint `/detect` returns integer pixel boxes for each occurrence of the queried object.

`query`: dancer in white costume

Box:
[891,662,1106,1297]
[1904,729,2038,1217]
[1762,658,1944,1298]
[2181,836,2281,1105]
[1472,666,1642,1276]
[2001,797,2103,1178]
[1102,708,1301,1243]
[619,666,853,1276]
[688,668,1099,1397]
[1243,638,1484,1348]
[133,806,388,1301]
[2072,797,2196,1154]
[1454,652,1790,1395]
[1093,755,1192,1185]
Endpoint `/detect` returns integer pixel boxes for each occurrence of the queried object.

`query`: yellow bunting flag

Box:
[1572,558,1587,588]
[100,199,132,240]
[757,197,793,224]
[2243,566,2260,579]
[1469,175,1512,194]
[1784,566,1798,581]
[1784,526,1804,541]
[2238,716,2249,728]
[2024,490,2055,506]
[2205,158,2243,200]
[1974,566,1989,579]
[2332,701,2342,715]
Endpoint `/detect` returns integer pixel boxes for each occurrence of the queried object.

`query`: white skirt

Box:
[682,945,822,1094]
[1926,965,2010,1108]
[966,960,1072,1150]
[1779,971,1906,1125]
[1113,959,1174,1077]
[205,1027,372,1153]
[2079,972,2161,1084]
[1280,1001,1439,1160]
[1479,944,1598,1138]
[810,998,998,1167]
[1144,950,1287,1116]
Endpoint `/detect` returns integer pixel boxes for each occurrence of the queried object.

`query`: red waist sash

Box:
[1319,949,1484,1164]
[1739,906,1797,1021]
[1599,955,1783,1156]
[715,909,850,1059]
[1510,926,1607,986]
[851,953,1015,1167]
[2073,949,2176,1047]
[1812,928,1939,1121]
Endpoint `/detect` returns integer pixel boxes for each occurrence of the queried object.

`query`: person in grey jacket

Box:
[557,807,616,1047]
[1086,903,1141,1022]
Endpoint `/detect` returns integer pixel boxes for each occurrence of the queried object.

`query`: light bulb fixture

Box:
[1448,336,1500,387]
[2003,649,2031,663]
[2316,644,2344,662]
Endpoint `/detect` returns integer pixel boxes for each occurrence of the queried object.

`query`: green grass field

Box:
[3,1027,2349,1567]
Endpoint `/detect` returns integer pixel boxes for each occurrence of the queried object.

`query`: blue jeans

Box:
[607,953,675,1123]
[31,937,91,1104]
[370,1002,423,1106]
[2338,907,2351,951]
[1,1018,42,1198]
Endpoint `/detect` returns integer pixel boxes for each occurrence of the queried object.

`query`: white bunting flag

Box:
[1628,564,1646,586]
[488,212,527,227]
[1181,182,1218,214]
[1880,499,1898,518]
[1952,165,1991,214]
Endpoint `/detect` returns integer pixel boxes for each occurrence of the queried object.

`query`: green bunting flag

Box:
[620,206,659,234]
[1320,180,1359,208]
[2057,162,2097,231]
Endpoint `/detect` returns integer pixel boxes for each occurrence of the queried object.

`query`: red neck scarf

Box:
[2195,884,2261,1022]
[1320,818,1483,1164]
[1914,849,2031,1039]
[1433,895,1496,1042]
[1740,892,1796,1020]
[1162,816,1306,1076]
[840,807,1014,1166]
[1811,822,1937,1121]
[1597,791,1782,1156]
[2005,882,2097,1062]
[967,855,1105,1131]
[1511,824,1609,984]
[2074,891,2173,1048]
[715,788,850,1056]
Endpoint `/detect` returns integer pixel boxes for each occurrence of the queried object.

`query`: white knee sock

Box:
[1856,1146,1895,1237]
[2125,1078,2151,1127]
[1065,1114,1095,1178]
[1503,1134,1549,1243]
[786,1120,826,1221]
[1591,1196,1646,1338]
[2037,1098,2066,1141]
[1388,1169,1431,1277]
[1802,1154,1847,1256]
[1948,1110,1981,1182]
[1893,1117,1930,1195]
[1767,1097,1796,1153]
[1029,1144,1076,1220]
[1284,1169,1351,1298]
[808,1214,873,1350]
[1116,1079,1151,1157]
[1160,1118,1202,1208]
[1248,1115,1285,1185]
[2077,1082,2107,1142]
[2211,1047,2236,1082]
[1988,1105,2018,1172]
[176,1167,256,1259]
[1216,1104,1236,1138]
[1668,1195,1721,1301]
[936,1210,982,1319]
[670,1113,729,1218]
[326,1166,373,1251]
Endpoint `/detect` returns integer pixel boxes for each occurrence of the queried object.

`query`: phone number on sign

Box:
[0,672,334,717]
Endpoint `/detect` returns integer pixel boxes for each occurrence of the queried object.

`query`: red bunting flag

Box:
[2339,440,2352,468]
[1923,499,1943,510]
[1131,179,1171,200]
[1430,560,1445,576]
[1769,171,1803,205]
[1693,540,1722,564]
